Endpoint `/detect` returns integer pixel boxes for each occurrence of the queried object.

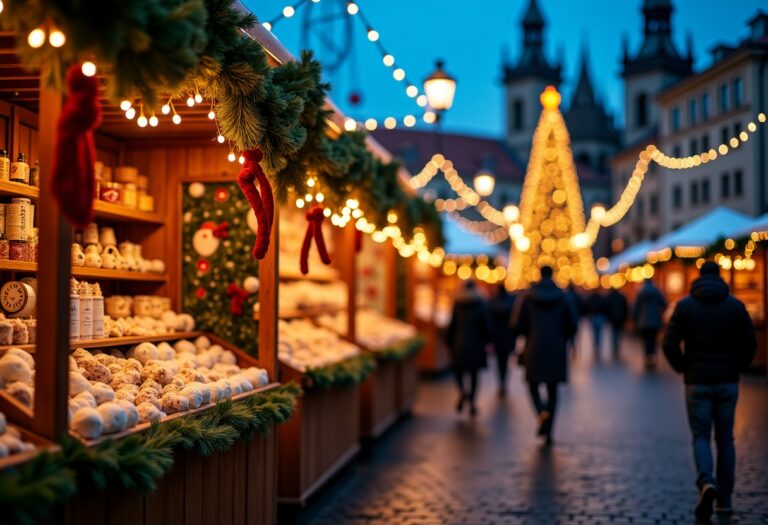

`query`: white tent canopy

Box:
[605,240,654,273]
[443,214,506,257]
[730,211,768,239]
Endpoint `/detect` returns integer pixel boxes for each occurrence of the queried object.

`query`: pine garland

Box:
[374,335,426,362]
[0,383,301,523]
[305,353,376,389]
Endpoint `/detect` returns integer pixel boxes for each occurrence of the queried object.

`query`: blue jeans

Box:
[685,383,738,504]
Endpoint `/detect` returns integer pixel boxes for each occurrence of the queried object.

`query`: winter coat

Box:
[512,277,577,384]
[633,282,667,330]
[586,293,607,317]
[446,290,493,371]
[489,291,517,357]
[565,288,584,319]
[662,275,756,384]
[605,290,629,326]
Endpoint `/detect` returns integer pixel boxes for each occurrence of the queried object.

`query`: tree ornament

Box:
[192,221,224,257]
[243,276,260,293]
[52,64,102,227]
[226,283,249,316]
[189,182,205,198]
[300,205,332,275]
[236,149,274,260]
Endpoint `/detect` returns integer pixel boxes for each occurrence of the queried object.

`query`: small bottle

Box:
[70,278,80,341]
[79,281,93,341]
[29,160,39,187]
[10,152,29,184]
[92,283,104,339]
[0,150,9,181]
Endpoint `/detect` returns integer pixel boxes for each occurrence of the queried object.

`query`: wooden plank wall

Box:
[360,358,399,439]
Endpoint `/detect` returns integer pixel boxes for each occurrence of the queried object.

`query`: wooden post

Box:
[384,242,397,318]
[34,84,70,440]
[335,225,357,339]
[258,208,279,381]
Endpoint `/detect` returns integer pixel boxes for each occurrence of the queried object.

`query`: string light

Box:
[148,114,159,127]
[346,2,359,15]
[27,27,46,48]
[120,100,133,111]
[81,61,96,77]
[125,107,136,120]
[48,28,66,48]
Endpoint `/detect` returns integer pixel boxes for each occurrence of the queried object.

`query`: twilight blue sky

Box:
[245,0,765,138]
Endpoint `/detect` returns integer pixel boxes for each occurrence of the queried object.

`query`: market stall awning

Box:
[650,207,752,253]
[605,240,654,273]
[443,214,505,257]
[730,212,768,239]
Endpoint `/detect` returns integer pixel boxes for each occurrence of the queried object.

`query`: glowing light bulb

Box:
[403,115,416,127]
[382,54,395,67]
[27,28,46,48]
[367,29,379,42]
[423,111,436,124]
[316,192,325,203]
[393,68,405,81]
[172,114,181,125]
[125,107,136,120]
[227,152,236,162]
[416,95,428,107]
[81,61,96,77]
[307,178,316,187]
[208,110,215,120]
[283,5,295,17]
[186,97,195,107]
[161,104,171,115]
[344,118,357,131]
[120,100,132,111]
[194,93,203,104]
[137,115,148,128]
[296,199,305,209]
[262,22,272,31]
[217,134,225,144]
[0,1,4,14]
[347,2,358,15]
[406,85,418,97]
[238,155,245,164]
[148,115,159,127]
[384,117,397,129]
[365,118,377,131]
[48,29,66,48]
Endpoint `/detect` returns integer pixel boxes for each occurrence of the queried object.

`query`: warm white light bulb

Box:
[347,2,358,15]
[403,115,416,127]
[0,1,4,14]
[344,118,357,131]
[217,134,225,144]
[161,104,171,115]
[238,155,245,164]
[27,28,46,48]
[423,111,436,124]
[125,107,136,120]
[283,5,295,17]
[384,117,397,129]
[262,22,272,31]
[137,115,148,128]
[406,85,418,97]
[367,29,379,42]
[416,95,427,107]
[364,118,377,131]
[227,152,236,162]
[120,100,132,111]
[48,29,66,48]
[172,114,182,125]
[148,115,159,127]
[194,93,203,104]
[207,110,215,120]
[382,54,395,67]
[393,68,405,81]
[81,61,96,77]
[186,97,195,107]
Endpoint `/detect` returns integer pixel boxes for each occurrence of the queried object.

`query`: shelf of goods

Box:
[0,260,167,282]
[317,308,425,439]
[275,317,371,505]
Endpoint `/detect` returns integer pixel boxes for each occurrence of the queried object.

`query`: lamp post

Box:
[423,59,456,153]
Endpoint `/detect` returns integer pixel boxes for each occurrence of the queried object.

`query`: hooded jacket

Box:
[633,281,667,330]
[662,274,756,384]
[512,277,577,384]
[446,287,493,370]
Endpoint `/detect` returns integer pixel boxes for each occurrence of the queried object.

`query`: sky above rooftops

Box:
[247,0,764,138]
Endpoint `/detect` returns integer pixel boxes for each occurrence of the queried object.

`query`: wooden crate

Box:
[359,356,399,439]
[396,351,420,415]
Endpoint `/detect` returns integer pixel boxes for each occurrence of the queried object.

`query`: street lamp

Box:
[473,169,495,197]
[423,59,457,119]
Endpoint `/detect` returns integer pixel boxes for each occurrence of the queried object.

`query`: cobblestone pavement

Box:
[296,328,768,525]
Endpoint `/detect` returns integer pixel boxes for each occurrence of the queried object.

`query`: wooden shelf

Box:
[0,260,166,281]
[0,179,39,200]
[92,200,164,224]
[254,305,345,321]
[0,331,203,354]
[279,268,339,283]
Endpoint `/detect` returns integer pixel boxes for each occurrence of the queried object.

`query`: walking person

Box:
[565,284,583,353]
[633,278,667,369]
[662,262,756,521]
[586,289,607,355]
[446,280,492,416]
[512,266,577,445]
[489,285,517,398]
[605,288,629,358]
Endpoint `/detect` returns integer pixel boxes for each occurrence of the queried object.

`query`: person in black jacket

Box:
[489,285,517,398]
[512,266,577,444]
[446,280,493,416]
[662,262,757,522]
[605,288,629,358]
[633,279,667,368]
[586,290,607,354]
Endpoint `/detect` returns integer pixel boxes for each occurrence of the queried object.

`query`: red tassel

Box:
[237,150,272,259]
[52,64,102,227]
[254,166,274,231]
[299,205,333,275]
[299,218,314,275]
[226,283,250,316]
[354,228,363,253]
[312,210,331,265]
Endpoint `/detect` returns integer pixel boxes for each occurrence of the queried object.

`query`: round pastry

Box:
[90,382,116,405]
[136,402,164,423]
[71,407,103,439]
[116,399,139,428]
[0,354,32,384]
[4,347,34,369]
[68,371,92,397]
[97,402,127,434]
[161,392,189,414]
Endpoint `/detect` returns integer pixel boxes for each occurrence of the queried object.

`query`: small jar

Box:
[0,234,9,260]
[9,240,28,261]
[92,283,104,339]
[122,183,138,208]
[99,182,122,203]
[10,152,29,184]
[138,194,154,212]
[0,150,9,181]
[29,160,39,187]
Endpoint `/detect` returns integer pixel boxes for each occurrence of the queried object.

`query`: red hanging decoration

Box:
[354,228,363,253]
[212,221,230,239]
[237,149,274,259]
[226,283,250,316]
[52,64,102,227]
[300,205,332,275]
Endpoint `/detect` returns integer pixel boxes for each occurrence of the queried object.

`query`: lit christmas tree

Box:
[507,86,598,290]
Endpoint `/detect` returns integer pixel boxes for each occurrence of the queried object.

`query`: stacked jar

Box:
[7,197,34,261]
[115,166,138,209]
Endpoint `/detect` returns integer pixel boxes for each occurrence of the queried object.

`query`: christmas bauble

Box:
[189,182,205,198]
[192,223,220,257]
[243,276,260,293]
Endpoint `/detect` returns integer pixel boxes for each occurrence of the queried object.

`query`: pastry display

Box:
[278,319,361,371]
[254,280,347,316]
[317,308,418,351]
[0,412,36,457]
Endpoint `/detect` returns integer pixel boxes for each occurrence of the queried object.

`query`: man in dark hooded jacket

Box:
[662,262,756,522]
[512,266,577,444]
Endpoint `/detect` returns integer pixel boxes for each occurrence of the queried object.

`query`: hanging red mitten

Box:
[237,149,274,259]
[52,64,102,227]
[226,283,250,316]
[300,205,333,275]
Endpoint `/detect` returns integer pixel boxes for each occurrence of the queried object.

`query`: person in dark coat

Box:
[511,266,577,444]
[489,285,517,397]
[446,280,492,416]
[633,279,667,368]
[586,290,607,354]
[662,262,756,521]
[565,284,583,352]
[605,288,629,358]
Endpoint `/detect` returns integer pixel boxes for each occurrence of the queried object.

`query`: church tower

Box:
[502,0,561,162]
[622,0,693,144]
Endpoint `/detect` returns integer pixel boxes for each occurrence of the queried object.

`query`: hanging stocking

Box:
[226,283,250,316]
[52,64,102,227]
[237,149,274,259]
[299,205,332,275]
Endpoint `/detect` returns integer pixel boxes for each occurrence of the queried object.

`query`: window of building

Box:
[673,185,682,209]
[688,98,697,125]
[702,133,710,152]
[673,145,682,158]
[636,93,648,127]
[689,138,698,155]
[650,194,659,214]
[734,121,741,136]
[702,179,710,203]
[721,172,730,199]
[733,77,743,107]
[701,92,710,120]
[512,99,524,131]
[637,198,645,218]
[671,106,681,131]
[721,126,729,145]
[690,181,699,205]
[734,169,743,196]
[576,152,591,167]
[719,83,729,112]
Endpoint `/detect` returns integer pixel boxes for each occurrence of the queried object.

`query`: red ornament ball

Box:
[215,187,229,202]
[348,91,362,106]
[196,259,211,273]
[195,287,206,299]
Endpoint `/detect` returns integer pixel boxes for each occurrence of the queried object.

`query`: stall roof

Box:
[444,214,505,257]
[605,240,654,273]
[731,212,768,239]
[650,207,752,250]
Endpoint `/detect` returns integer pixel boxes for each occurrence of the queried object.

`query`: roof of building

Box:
[503,0,561,84]
[522,0,544,27]
[564,51,620,145]
[444,214,506,256]
[651,206,752,250]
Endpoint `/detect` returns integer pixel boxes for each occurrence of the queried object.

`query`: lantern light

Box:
[473,170,495,197]
[27,28,46,48]
[81,61,97,77]
[423,59,457,112]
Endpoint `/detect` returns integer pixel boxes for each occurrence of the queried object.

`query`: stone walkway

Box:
[296,328,768,525]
